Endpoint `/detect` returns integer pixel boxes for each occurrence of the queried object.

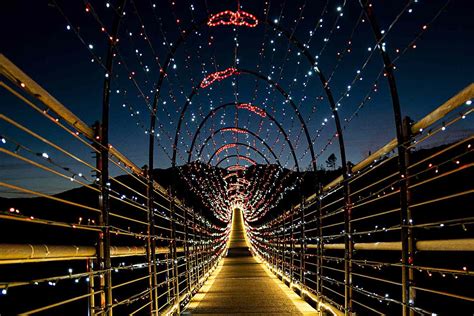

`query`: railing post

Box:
[205,213,210,275]
[342,160,354,316]
[168,187,180,313]
[165,252,171,306]
[403,117,415,314]
[193,209,199,288]
[201,210,207,277]
[343,178,353,315]
[146,58,159,316]
[278,218,282,274]
[189,209,194,291]
[92,122,102,315]
[94,121,112,315]
[316,184,323,300]
[300,198,306,286]
[197,212,203,283]
[273,219,277,269]
[290,209,295,284]
[87,259,96,316]
[270,219,275,268]
[145,167,158,315]
[98,2,127,314]
[166,189,172,308]
[184,207,191,296]
[282,215,286,275]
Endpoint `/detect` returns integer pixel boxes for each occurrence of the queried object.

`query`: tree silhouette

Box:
[325,153,337,170]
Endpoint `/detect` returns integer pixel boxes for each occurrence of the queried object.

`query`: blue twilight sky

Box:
[0,0,473,196]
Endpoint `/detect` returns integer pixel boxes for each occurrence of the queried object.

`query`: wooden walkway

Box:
[184,209,318,315]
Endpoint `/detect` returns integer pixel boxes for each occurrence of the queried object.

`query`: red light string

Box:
[200,67,239,89]
[227,165,247,171]
[207,10,259,28]
[215,143,238,156]
[236,103,267,118]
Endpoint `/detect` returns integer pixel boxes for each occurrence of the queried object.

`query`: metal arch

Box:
[147,19,351,302]
[215,154,257,167]
[149,17,349,172]
[264,16,353,316]
[172,68,315,170]
[187,102,300,171]
[207,142,273,166]
[359,2,412,315]
[197,127,282,167]
[265,18,349,177]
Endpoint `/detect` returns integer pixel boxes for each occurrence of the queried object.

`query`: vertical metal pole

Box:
[201,212,206,278]
[275,218,278,270]
[206,217,209,274]
[145,167,158,315]
[271,222,275,265]
[278,219,281,274]
[184,207,190,296]
[343,180,353,315]
[95,122,111,315]
[147,81,159,315]
[273,220,277,269]
[317,184,323,299]
[300,198,306,286]
[193,210,198,289]
[403,117,415,314]
[165,252,171,306]
[360,2,412,314]
[197,212,202,283]
[165,192,172,308]
[290,207,295,283]
[270,219,274,268]
[203,215,208,276]
[92,122,102,314]
[99,2,127,314]
[169,188,180,313]
[282,216,286,275]
[87,259,95,316]
[189,209,194,291]
[206,211,211,274]
[316,52,353,315]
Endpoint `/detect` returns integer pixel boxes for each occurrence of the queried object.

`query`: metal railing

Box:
[0,55,228,315]
[247,83,474,315]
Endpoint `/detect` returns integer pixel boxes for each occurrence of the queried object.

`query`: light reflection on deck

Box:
[184,208,318,315]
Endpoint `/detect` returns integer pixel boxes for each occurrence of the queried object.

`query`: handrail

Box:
[0,243,199,264]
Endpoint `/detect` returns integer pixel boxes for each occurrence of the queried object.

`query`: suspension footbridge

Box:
[1,1,473,315]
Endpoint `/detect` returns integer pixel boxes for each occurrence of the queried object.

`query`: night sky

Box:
[1,0,473,196]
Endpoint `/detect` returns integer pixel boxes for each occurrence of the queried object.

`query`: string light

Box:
[207,10,259,28]
[200,67,238,88]
[235,103,267,118]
